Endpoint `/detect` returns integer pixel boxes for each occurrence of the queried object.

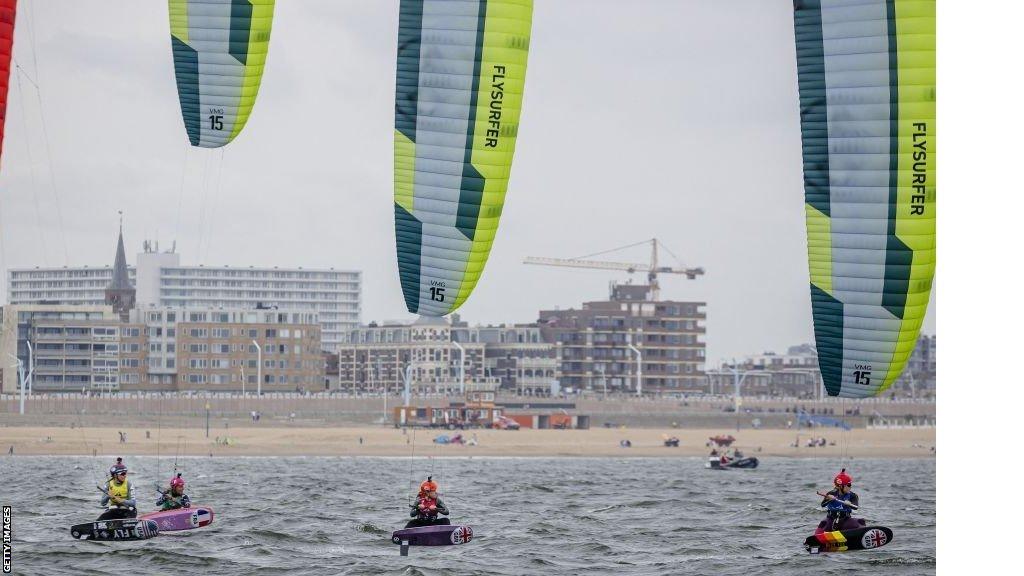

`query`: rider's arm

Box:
[181,494,191,508]
[122,482,137,508]
[435,499,449,515]
[820,490,836,508]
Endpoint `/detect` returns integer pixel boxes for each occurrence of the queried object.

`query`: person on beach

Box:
[155,473,192,510]
[98,458,137,520]
[816,469,865,533]
[406,477,450,528]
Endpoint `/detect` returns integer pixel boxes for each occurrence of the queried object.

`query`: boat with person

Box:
[706,456,759,469]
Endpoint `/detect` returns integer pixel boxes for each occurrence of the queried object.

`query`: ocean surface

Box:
[1,456,935,575]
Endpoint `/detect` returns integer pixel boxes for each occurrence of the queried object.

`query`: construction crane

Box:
[523,238,704,301]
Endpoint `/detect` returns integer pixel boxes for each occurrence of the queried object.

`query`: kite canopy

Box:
[0,0,16,167]
[394,0,533,316]
[169,0,275,148]
[793,0,935,397]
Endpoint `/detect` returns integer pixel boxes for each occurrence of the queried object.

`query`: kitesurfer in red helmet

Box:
[406,476,450,528]
[98,458,138,520]
[156,473,192,511]
[417,477,438,499]
[816,469,866,533]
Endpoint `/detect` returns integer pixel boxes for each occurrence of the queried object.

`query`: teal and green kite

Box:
[794,0,935,397]
[394,0,533,316]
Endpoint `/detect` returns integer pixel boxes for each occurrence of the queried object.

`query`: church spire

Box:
[105,211,135,319]
[109,212,133,291]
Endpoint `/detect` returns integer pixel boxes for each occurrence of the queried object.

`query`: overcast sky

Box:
[0,0,935,365]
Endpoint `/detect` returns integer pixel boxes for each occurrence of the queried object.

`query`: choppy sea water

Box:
[1,456,935,575]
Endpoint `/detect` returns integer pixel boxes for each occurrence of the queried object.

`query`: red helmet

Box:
[833,469,853,486]
[170,473,185,488]
[419,477,438,494]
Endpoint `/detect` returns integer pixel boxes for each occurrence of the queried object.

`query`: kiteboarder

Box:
[156,473,192,510]
[817,469,865,532]
[407,477,450,528]
[98,458,137,520]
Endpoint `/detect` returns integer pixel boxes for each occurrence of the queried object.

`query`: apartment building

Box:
[537,283,706,394]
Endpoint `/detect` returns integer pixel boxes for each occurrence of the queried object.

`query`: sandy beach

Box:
[1,424,935,458]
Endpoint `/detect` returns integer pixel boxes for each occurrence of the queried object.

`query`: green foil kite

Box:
[793,0,935,397]
[169,0,274,148]
[394,0,533,316]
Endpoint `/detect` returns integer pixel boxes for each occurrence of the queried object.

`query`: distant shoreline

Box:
[2,424,935,459]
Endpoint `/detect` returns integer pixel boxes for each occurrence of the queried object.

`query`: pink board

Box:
[140,506,214,532]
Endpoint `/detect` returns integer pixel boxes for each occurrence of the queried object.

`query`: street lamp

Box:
[451,340,465,395]
[725,359,758,432]
[26,341,34,396]
[8,355,26,415]
[627,334,642,398]
[252,339,262,396]
[402,364,413,407]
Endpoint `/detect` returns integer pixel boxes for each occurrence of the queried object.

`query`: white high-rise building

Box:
[7,239,360,352]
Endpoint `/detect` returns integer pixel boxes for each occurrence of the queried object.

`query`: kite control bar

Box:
[816,491,859,509]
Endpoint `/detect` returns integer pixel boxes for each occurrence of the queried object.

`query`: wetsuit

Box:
[98,479,138,520]
[156,491,192,511]
[406,497,451,528]
[817,489,865,532]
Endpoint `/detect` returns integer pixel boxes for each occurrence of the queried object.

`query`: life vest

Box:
[107,479,129,504]
[417,497,439,517]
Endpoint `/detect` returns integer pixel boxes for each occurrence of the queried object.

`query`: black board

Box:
[804,526,893,553]
[69,518,159,541]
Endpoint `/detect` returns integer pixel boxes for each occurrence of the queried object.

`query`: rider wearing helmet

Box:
[98,458,138,520]
[406,476,450,528]
[156,473,192,510]
[417,477,438,499]
[817,469,865,532]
